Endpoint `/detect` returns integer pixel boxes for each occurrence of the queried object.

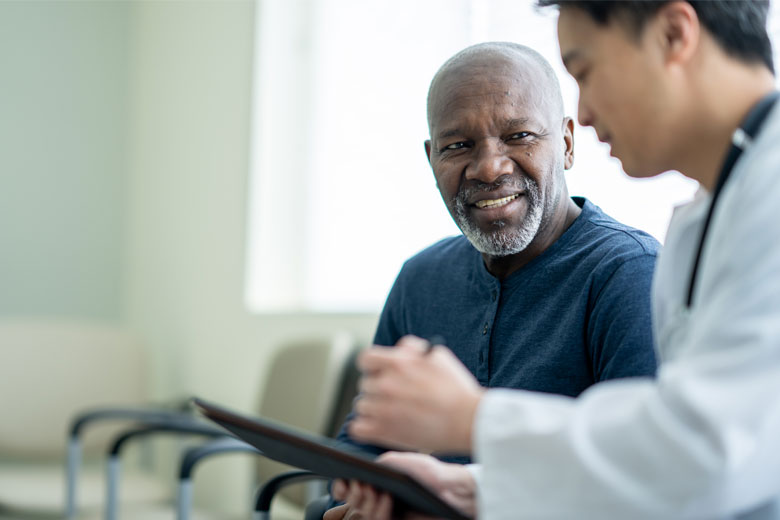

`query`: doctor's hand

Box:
[379,452,477,517]
[348,335,485,454]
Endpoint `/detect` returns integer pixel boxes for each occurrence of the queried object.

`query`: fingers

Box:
[349,395,419,450]
[327,480,391,520]
[331,479,348,501]
[332,476,435,520]
[323,503,349,520]
[396,334,432,352]
[358,335,428,373]
[374,491,393,520]
[348,414,378,445]
[356,371,383,397]
[352,335,482,452]
[376,450,405,465]
[378,451,432,472]
[345,481,393,520]
[346,480,371,511]
[349,417,413,450]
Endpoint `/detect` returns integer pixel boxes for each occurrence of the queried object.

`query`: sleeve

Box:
[471,164,780,519]
[587,253,658,381]
[465,464,482,488]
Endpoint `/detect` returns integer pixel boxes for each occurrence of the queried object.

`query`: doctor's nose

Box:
[577,94,595,129]
[465,141,514,184]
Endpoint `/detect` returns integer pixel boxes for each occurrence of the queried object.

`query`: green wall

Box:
[0,1,131,318]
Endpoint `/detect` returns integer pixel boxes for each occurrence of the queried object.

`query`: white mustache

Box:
[454,176,530,208]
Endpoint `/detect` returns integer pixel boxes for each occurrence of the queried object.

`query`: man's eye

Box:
[441,142,468,152]
[509,132,531,141]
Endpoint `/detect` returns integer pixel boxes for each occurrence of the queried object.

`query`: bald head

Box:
[427,42,564,132]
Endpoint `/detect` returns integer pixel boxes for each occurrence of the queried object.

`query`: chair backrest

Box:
[323,348,361,439]
[255,332,360,506]
[0,319,147,460]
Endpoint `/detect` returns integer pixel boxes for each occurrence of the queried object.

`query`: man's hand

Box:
[349,335,485,453]
[325,479,394,520]
[326,452,476,520]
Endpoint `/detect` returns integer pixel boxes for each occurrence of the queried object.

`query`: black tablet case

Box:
[193,397,471,520]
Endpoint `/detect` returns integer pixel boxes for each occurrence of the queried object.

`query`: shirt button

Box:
[482,323,489,335]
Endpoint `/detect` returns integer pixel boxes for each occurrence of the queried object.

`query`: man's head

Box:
[425,42,574,258]
[540,0,774,178]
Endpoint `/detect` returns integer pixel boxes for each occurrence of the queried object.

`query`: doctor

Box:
[343,1,780,518]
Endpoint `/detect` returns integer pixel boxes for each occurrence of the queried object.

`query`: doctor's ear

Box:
[563,117,574,170]
[654,1,700,67]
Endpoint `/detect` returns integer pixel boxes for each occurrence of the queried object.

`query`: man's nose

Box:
[465,141,514,184]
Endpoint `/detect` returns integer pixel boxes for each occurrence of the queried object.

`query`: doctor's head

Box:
[540,0,774,178]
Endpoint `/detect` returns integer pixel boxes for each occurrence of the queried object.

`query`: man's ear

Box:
[562,117,574,170]
[424,140,433,165]
[654,1,700,67]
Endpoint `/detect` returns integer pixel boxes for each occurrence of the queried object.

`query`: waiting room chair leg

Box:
[177,479,193,520]
[65,437,81,520]
[105,455,120,520]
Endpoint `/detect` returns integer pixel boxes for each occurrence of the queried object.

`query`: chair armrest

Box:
[179,436,260,480]
[69,398,195,438]
[254,470,328,520]
[109,419,227,457]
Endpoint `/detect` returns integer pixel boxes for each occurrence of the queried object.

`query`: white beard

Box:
[452,176,543,257]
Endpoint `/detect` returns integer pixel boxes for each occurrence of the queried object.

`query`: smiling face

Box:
[425,50,574,257]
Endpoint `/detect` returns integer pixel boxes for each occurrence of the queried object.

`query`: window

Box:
[246,0,779,313]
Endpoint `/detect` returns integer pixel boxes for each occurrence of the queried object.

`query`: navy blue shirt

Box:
[338,197,658,460]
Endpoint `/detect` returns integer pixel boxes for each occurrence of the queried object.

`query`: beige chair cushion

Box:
[0,319,163,516]
[0,319,147,458]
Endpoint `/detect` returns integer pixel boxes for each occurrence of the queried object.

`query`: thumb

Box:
[396,335,430,353]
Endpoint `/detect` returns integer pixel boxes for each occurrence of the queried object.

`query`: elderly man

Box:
[325,42,659,519]
[347,1,780,520]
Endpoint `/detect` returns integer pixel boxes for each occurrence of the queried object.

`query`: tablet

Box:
[192,397,471,520]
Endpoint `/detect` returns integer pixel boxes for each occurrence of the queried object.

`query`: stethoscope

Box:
[685,90,780,308]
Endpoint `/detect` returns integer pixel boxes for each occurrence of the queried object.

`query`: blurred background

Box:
[1,0,778,517]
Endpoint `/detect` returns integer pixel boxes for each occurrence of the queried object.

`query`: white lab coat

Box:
[472,104,780,520]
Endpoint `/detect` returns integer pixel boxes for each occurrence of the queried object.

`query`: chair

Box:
[104,332,361,520]
[0,318,172,519]
[249,345,362,520]
[252,332,358,514]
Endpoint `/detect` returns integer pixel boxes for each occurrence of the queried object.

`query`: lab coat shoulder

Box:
[690,106,780,357]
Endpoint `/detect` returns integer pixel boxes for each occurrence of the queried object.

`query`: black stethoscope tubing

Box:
[685,91,780,308]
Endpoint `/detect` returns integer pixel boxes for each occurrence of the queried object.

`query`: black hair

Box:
[537,0,774,74]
